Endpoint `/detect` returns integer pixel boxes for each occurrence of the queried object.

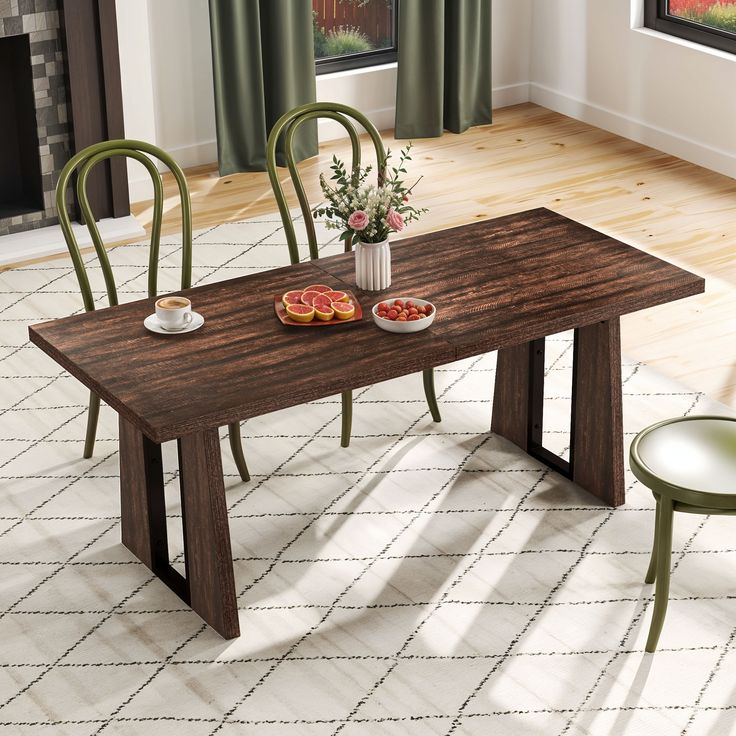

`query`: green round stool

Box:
[630,415,736,652]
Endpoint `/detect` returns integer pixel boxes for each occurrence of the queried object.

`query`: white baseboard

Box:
[168,139,218,170]
[0,215,146,267]
[493,82,531,109]
[529,82,736,180]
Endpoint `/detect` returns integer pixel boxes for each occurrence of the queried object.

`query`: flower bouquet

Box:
[312,144,427,290]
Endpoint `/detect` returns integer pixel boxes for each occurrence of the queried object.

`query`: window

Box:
[314,0,398,74]
[645,0,736,54]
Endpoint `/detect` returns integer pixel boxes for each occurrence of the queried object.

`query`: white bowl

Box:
[372,297,436,333]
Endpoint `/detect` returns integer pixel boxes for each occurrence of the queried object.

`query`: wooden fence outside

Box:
[312,0,394,45]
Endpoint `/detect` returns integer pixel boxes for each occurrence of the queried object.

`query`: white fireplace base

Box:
[0,216,146,268]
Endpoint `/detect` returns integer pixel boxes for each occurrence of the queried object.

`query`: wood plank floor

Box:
[13,102,736,407]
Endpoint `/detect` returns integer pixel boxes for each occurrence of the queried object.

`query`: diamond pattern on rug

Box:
[0,213,734,736]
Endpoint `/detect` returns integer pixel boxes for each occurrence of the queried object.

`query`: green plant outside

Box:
[313,12,328,58]
[701,4,736,31]
[679,3,736,32]
[339,0,392,6]
[319,26,373,59]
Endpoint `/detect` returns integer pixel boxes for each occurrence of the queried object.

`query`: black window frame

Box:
[315,0,399,75]
[645,0,736,54]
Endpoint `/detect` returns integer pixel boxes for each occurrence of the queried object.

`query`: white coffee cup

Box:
[155,296,193,331]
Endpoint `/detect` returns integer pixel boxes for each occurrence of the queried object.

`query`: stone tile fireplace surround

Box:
[0,0,131,262]
[0,0,72,236]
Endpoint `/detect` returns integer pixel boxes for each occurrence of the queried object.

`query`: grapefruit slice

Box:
[331,301,355,320]
[312,294,333,310]
[282,290,304,307]
[324,290,349,303]
[303,284,331,293]
[301,290,324,306]
[314,304,334,321]
[286,303,315,323]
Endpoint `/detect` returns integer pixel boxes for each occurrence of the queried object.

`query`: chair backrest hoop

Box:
[266,102,387,265]
[55,139,192,312]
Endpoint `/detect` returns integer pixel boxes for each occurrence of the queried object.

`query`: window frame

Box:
[644,0,736,54]
[315,0,399,75]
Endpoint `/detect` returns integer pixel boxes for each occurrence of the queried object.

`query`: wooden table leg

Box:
[571,318,625,507]
[119,417,240,638]
[491,324,625,507]
[490,340,536,451]
[119,415,169,572]
[491,338,561,472]
[178,429,240,638]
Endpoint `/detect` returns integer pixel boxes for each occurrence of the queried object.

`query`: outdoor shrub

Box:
[313,12,328,59]
[669,0,718,14]
[700,3,736,30]
[668,0,736,32]
[323,26,373,57]
[339,0,393,6]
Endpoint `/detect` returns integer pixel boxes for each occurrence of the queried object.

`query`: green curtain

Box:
[208,0,318,174]
[395,0,492,138]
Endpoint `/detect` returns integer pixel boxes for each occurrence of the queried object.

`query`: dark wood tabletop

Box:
[320,208,705,360]
[29,208,704,443]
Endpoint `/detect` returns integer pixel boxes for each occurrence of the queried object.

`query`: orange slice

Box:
[282,290,304,307]
[331,301,355,320]
[324,290,349,303]
[312,294,333,310]
[301,290,324,306]
[314,305,335,321]
[303,284,331,293]
[286,304,315,322]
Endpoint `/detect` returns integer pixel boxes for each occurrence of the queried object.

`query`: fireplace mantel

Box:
[0,0,129,236]
[60,0,128,221]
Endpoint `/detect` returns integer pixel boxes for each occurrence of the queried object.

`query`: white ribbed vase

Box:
[354,239,391,291]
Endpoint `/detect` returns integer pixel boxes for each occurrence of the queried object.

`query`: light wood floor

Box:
[16,103,736,407]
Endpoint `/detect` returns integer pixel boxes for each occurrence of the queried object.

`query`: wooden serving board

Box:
[274,291,363,327]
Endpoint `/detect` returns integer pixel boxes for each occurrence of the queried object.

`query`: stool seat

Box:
[631,416,736,508]
[630,414,736,653]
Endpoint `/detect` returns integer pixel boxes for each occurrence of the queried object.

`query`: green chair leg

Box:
[83,391,100,458]
[228,422,250,483]
[423,368,441,423]
[341,390,352,448]
[645,497,661,584]
[646,497,674,653]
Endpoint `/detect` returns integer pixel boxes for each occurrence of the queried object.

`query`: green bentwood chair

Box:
[630,415,736,652]
[56,139,250,482]
[265,102,442,447]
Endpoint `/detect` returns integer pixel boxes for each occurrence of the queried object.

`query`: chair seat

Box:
[631,416,736,502]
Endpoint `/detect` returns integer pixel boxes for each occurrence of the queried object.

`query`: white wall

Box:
[529,0,736,178]
[116,0,532,201]
[115,0,157,198]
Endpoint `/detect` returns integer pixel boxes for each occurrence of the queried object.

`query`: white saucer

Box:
[144,311,204,335]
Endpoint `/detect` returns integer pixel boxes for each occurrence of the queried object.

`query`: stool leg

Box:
[645,497,660,584]
[340,390,352,448]
[646,497,674,653]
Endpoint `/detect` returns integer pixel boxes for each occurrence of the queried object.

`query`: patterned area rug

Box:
[1,213,735,736]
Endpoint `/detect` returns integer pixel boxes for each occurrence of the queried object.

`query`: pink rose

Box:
[348,210,369,231]
[387,208,405,232]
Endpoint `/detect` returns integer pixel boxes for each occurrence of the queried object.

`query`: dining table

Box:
[28,207,705,638]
